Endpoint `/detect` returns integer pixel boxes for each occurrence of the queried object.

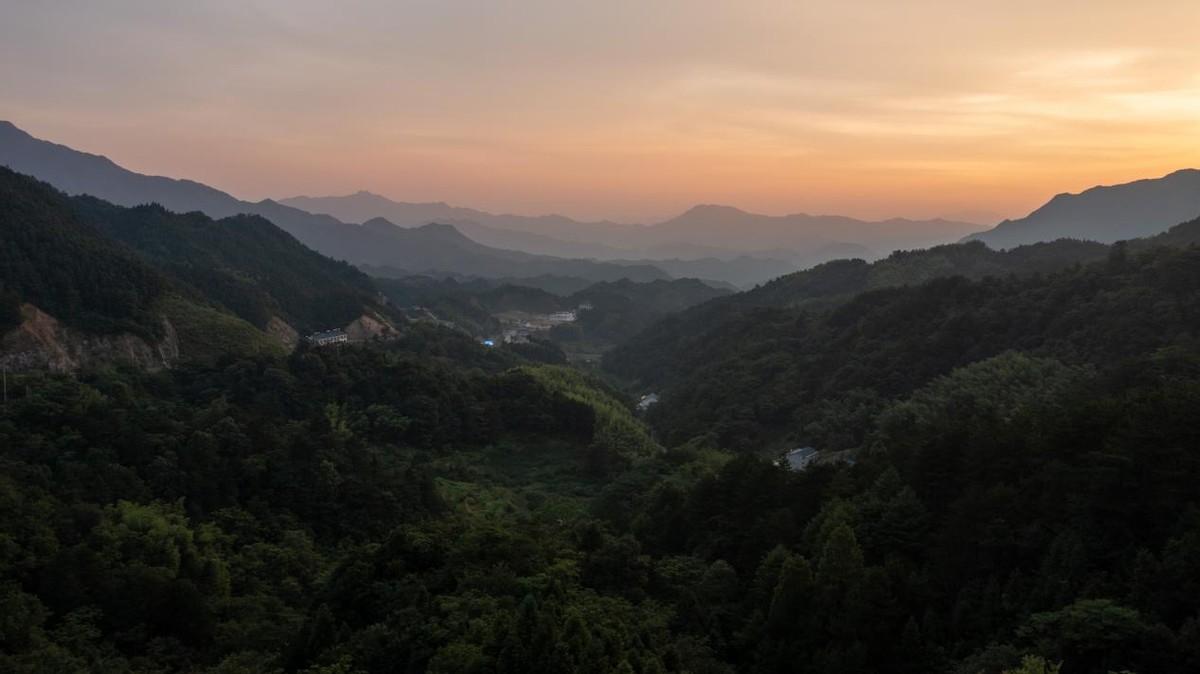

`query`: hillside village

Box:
[487,303,592,346]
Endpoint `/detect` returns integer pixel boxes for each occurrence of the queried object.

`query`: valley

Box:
[3,119,1200,674]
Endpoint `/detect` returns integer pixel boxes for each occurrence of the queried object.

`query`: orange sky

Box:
[4,1,1200,224]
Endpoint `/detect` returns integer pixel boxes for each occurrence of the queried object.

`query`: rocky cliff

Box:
[0,304,180,372]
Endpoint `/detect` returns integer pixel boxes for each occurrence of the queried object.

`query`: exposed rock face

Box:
[0,304,179,372]
[267,316,300,348]
[344,313,395,342]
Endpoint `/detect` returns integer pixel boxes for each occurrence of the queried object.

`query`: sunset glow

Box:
[4,0,1199,222]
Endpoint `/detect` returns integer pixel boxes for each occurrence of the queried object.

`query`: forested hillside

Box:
[0,340,672,673]
[0,168,167,339]
[603,237,1112,389]
[612,348,1200,673]
[608,241,1200,450]
[2,334,1199,673]
[75,197,389,334]
[562,278,731,344]
[3,167,1200,674]
[0,168,396,365]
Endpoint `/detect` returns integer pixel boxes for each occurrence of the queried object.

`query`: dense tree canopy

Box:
[0,167,396,356]
[3,339,1198,673]
[609,242,1200,450]
[3,165,1200,672]
[0,168,167,339]
[75,197,388,333]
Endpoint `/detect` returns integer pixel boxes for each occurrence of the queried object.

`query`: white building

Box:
[777,447,819,471]
[637,393,660,412]
[308,328,348,346]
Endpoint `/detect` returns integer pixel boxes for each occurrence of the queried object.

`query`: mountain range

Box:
[0,119,994,284]
[0,122,716,285]
[1,120,910,288]
[288,169,1200,260]
[966,168,1200,248]
[279,191,975,265]
[353,218,668,282]
[7,120,1200,290]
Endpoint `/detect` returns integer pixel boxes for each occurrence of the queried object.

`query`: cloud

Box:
[3,1,1199,221]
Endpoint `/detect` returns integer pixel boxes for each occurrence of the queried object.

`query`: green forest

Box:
[0,168,392,347]
[74,197,386,334]
[2,165,1199,673]
[0,169,167,339]
[4,319,1199,673]
[605,226,1200,450]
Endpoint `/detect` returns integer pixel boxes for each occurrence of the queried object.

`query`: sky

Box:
[3,1,1200,224]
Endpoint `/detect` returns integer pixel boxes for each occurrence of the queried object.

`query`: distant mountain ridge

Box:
[652,204,979,251]
[358,219,670,282]
[282,191,642,258]
[2,120,986,289]
[0,121,347,231]
[966,169,1200,249]
[283,192,807,286]
[280,191,982,262]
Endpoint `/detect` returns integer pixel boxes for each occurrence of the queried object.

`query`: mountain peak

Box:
[682,204,750,217]
[1162,168,1200,180]
[360,218,474,243]
[0,120,36,142]
[967,168,1200,249]
[660,204,757,227]
[414,222,471,238]
[362,216,398,229]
